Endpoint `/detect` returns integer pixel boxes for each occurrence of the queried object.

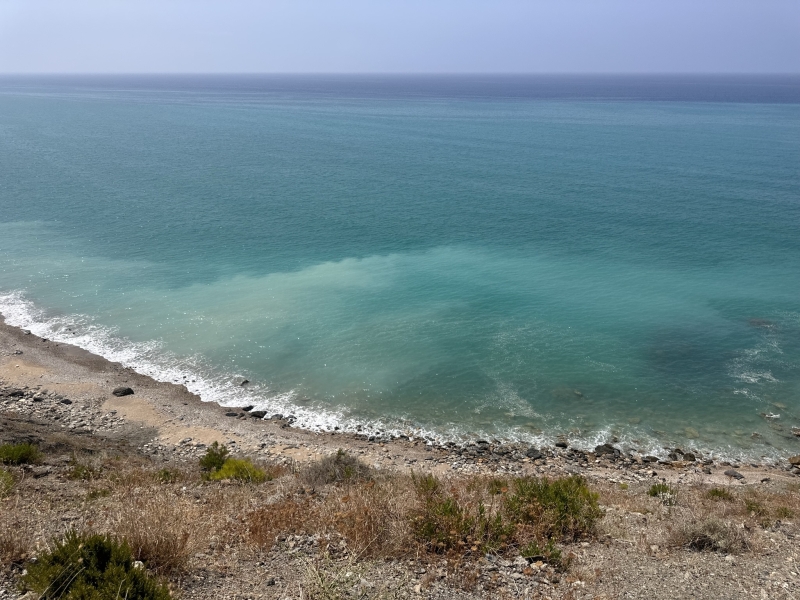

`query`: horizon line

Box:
[1,71,799,77]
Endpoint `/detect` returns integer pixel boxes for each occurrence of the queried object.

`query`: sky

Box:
[0,1,798,74]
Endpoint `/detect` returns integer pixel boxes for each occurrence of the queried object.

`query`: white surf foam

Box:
[0,289,788,462]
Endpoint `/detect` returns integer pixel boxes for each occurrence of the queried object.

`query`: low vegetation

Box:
[198,441,229,473]
[668,517,751,554]
[0,442,41,465]
[302,448,373,487]
[0,468,13,497]
[199,442,271,483]
[707,487,735,502]
[3,437,800,597]
[208,457,268,483]
[647,482,676,505]
[112,489,203,575]
[20,531,170,600]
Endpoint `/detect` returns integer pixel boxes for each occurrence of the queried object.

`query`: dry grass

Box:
[0,503,34,566]
[250,475,415,559]
[596,479,800,556]
[667,517,752,553]
[250,466,602,569]
[109,487,209,575]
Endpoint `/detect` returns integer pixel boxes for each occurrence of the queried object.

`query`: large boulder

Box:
[789,455,800,466]
[594,443,617,456]
[111,387,134,397]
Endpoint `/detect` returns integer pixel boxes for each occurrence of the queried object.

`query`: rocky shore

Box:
[2,315,800,599]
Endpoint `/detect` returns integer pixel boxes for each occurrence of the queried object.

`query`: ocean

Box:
[1,75,799,460]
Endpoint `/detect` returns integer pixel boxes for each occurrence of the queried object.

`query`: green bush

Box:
[744,498,767,517]
[0,468,14,497]
[412,473,513,555]
[156,468,178,484]
[0,443,41,465]
[521,538,563,565]
[707,488,734,502]
[199,442,229,472]
[208,458,267,483]
[505,476,603,541]
[648,482,676,505]
[20,531,170,600]
[68,457,100,481]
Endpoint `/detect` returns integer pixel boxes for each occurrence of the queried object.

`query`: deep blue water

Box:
[1,75,799,459]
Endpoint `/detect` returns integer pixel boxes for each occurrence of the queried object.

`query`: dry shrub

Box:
[111,488,207,575]
[668,517,751,554]
[249,496,312,547]
[314,477,414,557]
[249,476,414,558]
[0,506,34,566]
[301,449,373,489]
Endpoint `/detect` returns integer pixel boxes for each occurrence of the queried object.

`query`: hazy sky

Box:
[1,1,798,74]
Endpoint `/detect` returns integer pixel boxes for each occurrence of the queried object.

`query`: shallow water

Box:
[1,75,799,460]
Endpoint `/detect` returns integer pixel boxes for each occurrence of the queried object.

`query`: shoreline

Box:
[6,292,800,465]
[2,292,798,465]
[3,312,800,599]
[2,313,798,485]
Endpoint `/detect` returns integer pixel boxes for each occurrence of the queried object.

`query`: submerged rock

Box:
[112,386,134,397]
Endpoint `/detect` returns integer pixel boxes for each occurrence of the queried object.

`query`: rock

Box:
[724,469,744,480]
[702,467,712,475]
[112,387,134,397]
[12,350,23,355]
[133,560,145,570]
[30,466,52,478]
[682,452,696,462]
[643,456,659,463]
[526,446,543,460]
[18,592,39,600]
[271,414,284,421]
[555,441,568,448]
[595,443,617,456]
[250,411,267,419]
[60,398,73,405]
[789,455,800,466]
[224,412,240,417]
[239,379,250,386]
[241,405,254,412]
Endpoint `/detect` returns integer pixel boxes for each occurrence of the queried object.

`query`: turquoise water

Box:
[1,75,799,460]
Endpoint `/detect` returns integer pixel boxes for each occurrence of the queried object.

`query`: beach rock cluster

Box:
[0,383,125,435]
